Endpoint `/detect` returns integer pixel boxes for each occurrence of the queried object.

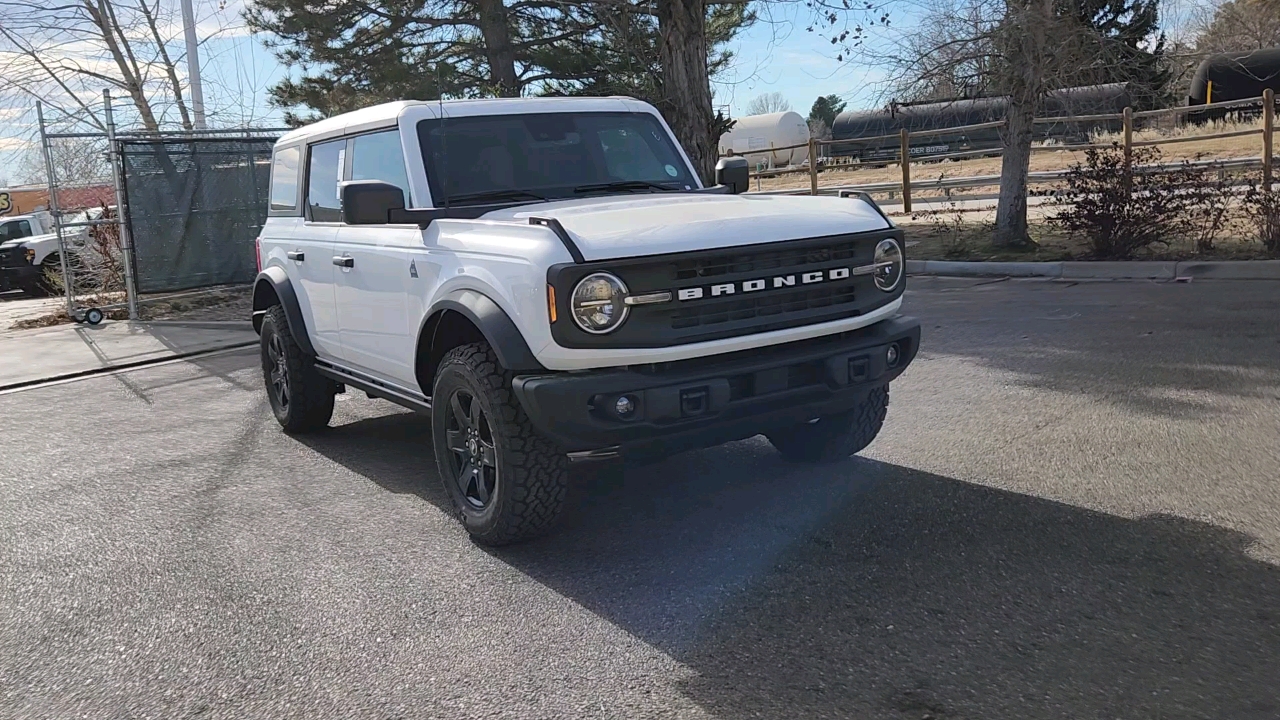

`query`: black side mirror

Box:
[715,157,750,194]
[341,181,406,224]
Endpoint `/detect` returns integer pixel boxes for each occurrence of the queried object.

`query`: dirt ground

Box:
[899,206,1280,262]
[7,285,251,331]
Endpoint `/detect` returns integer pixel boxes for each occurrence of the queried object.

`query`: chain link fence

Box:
[120,137,277,293]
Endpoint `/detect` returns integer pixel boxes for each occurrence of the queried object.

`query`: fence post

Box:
[1122,106,1133,196]
[1264,88,1275,193]
[808,137,819,195]
[104,90,140,320]
[899,128,912,213]
[36,101,75,318]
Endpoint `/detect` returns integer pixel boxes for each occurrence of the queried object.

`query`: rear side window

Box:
[306,139,346,222]
[350,131,411,202]
[269,145,301,212]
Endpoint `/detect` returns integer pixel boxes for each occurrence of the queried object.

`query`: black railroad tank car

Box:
[1187,47,1280,122]
[828,83,1132,162]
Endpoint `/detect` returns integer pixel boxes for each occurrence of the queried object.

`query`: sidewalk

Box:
[0,320,258,390]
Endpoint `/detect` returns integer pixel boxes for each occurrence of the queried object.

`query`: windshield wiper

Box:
[445,189,548,206]
[572,180,682,195]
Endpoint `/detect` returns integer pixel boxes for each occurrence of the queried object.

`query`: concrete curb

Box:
[906,259,1280,280]
[0,341,257,393]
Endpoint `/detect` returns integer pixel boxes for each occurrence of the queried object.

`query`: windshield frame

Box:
[415,111,700,208]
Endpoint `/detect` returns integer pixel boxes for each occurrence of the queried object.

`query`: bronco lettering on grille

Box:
[675,261,885,302]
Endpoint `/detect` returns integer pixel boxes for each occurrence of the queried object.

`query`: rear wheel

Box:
[432,342,570,545]
[260,304,335,433]
[767,385,890,463]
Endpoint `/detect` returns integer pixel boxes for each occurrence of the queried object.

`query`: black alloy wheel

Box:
[266,330,291,413]
[443,388,498,509]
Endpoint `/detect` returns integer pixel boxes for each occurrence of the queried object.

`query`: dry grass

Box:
[900,204,1280,262]
[755,115,1270,195]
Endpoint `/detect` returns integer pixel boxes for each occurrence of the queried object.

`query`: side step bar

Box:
[314,361,432,415]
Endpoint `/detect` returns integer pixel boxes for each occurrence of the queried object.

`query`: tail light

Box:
[255,237,262,272]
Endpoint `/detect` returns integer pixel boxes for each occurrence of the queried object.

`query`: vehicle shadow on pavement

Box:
[301,410,1280,719]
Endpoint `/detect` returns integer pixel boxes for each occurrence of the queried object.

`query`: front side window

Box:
[0,220,32,242]
[417,112,697,206]
[350,131,411,202]
[306,139,346,222]
[269,145,301,212]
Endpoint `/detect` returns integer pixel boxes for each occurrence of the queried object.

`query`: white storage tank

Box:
[718,111,811,169]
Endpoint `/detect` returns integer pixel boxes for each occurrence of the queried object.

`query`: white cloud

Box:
[0,137,33,151]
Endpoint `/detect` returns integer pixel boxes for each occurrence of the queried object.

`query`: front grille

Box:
[671,284,858,330]
[548,229,903,349]
[672,239,862,282]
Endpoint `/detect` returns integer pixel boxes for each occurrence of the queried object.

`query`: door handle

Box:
[332,255,354,268]
[287,250,305,262]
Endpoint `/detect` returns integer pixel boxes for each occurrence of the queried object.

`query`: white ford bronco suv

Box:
[252,97,919,545]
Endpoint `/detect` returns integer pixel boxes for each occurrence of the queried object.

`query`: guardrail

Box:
[728,90,1277,211]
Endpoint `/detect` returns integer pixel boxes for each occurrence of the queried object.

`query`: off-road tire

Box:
[766,385,890,463]
[432,341,570,546]
[260,304,335,433]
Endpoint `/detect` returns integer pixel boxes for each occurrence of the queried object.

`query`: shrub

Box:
[1242,182,1280,253]
[912,199,978,259]
[1054,145,1232,259]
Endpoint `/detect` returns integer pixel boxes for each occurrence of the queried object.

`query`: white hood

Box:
[481,193,893,262]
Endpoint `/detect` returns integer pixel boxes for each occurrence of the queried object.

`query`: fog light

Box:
[886,343,901,368]
[614,395,636,418]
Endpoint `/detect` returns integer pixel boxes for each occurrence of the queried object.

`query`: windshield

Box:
[417,111,698,206]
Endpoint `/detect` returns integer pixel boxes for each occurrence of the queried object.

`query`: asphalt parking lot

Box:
[3,276,1279,720]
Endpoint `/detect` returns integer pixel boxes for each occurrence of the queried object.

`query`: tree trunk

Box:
[993,98,1035,247]
[138,0,193,130]
[475,0,520,97]
[658,0,716,184]
[84,0,160,131]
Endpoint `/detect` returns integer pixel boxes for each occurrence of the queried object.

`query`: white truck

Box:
[252,97,919,544]
[0,209,97,296]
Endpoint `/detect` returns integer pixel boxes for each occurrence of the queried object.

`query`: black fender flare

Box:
[252,267,316,357]
[422,290,544,373]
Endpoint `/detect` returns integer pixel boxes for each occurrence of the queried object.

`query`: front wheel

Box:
[766,385,890,463]
[431,342,570,546]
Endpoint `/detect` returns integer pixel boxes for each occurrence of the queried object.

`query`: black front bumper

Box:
[0,248,39,292]
[0,265,39,293]
[512,316,920,456]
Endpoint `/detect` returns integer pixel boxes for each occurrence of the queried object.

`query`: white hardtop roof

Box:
[276,96,651,146]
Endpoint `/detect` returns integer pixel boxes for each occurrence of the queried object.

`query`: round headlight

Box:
[570,272,629,334]
[873,238,904,292]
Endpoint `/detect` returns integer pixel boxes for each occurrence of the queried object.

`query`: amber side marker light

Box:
[548,285,557,323]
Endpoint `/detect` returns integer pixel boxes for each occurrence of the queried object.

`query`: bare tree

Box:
[17,136,112,186]
[746,91,791,114]
[0,0,200,132]
[878,0,1156,246]
[1189,0,1280,54]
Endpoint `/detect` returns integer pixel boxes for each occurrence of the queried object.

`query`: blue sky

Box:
[0,2,893,183]
[716,3,891,117]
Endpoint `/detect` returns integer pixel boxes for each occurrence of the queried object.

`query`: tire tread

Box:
[767,385,890,463]
[261,304,334,433]
[435,342,569,545]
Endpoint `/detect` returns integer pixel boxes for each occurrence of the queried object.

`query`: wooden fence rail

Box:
[731,90,1278,201]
